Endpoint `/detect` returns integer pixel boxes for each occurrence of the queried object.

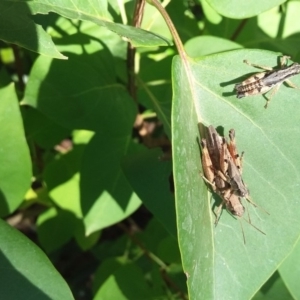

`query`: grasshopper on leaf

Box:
[199,125,266,242]
[235,56,300,108]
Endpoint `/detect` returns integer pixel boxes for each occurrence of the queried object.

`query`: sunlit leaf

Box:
[28,0,171,47]
[0,84,31,216]
[205,0,285,19]
[81,132,141,235]
[184,36,242,57]
[172,49,300,299]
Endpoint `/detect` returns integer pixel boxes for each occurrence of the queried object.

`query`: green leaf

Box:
[157,236,181,264]
[74,223,101,251]
[81,132,141,235]
[184,36,242,58]
[140,218,171,255]
[0,219,73,300]
[0,67,12,88]
[23,107,70,149]
[172,49,300,299]
[201,0,222,24]
[94,263,157,300]
[23,36,136,134]
[0,84,31,216]
[122,148,177,238]
[27,0,171,47]
[204,0,286,19]
[37,207,78,253]
[44,145,86,218]
[93,257,125,294]
[216,1,300,60]
[279,238,300,299]
[0,1,66,59]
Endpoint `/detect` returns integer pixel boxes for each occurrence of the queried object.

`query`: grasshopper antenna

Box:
[238,219,246,244]
[243,200,266,235]
[242,217,266,235]
[246,196,269,215]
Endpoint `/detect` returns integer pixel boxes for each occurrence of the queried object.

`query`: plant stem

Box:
[231,19,248,41]
[127,0,146,103]
[147,0,187,61]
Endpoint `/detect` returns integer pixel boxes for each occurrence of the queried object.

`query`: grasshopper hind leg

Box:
[243,59,273,71]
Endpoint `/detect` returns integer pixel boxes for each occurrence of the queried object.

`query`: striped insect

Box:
[235,55,300,108]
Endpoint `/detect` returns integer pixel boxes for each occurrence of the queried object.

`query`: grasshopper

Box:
[200,137,245,219]
[202,126,247,215]
[200,139,216,192]
[205,126,248,198]
[228,129,243,173]
[235,55,300,108]
[200,125,266,242]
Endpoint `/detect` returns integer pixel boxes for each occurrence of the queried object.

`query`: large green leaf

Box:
[204,0,286,19]
[0,0,170,58]
[23,35,137,134]
[0,1,66,59]
[80,132,141,235]
[0,84,31,216]
[27,0,171,47]
[172,49,300,299]
[184,36,242,58]
[0,219,73,299]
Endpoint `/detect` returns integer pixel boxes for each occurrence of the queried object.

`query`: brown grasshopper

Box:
[228,129,243,172]
[205,126,248,198]
[200,125,266,241]
[200,138,245,219]
[201,126,247,218]
[235,55,300,108]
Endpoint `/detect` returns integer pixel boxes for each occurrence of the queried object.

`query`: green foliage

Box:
[204,0,286,19]
[1,0,300,299]
[0,84,31,216]
[0,0,171,59]
[0,219,73,299]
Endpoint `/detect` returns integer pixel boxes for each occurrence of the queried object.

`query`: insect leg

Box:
[239,151,244,173]
[264,83,281,108]
[284,79,300,89]
[214,201,224,225]
[201,173,216,190]
[280,55,291,67]
[243,60,273,71]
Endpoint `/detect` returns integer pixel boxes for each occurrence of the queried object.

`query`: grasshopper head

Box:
[226,193,245,217]
[291,63,300,73]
